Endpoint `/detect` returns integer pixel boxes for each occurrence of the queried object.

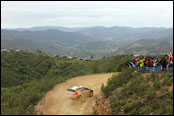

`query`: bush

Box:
[146,88,156,101]
[154,79,162,90]
[119,77,149,99]
[101,85,114,97]
[124,103,134,113]
[101,69,133,97]
[147,72,159,82]
[139,106,153,115]
[110,100,121,115]
[162,77,173,86]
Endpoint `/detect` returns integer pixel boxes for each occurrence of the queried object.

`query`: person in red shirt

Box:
[145,58,150,72]
[168,53,173,69]
[145,60,150,67]
[169,53,173,62]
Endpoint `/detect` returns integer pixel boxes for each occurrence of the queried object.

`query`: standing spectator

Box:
[140,58,145,72]
[129,61,135,69]
[153,57,158,72]
[169,53,173,69]
[145,58,150,72]
[160,56,167,72]
[137,58,140,71]
[129,61,132,69]
[135,58,138,67]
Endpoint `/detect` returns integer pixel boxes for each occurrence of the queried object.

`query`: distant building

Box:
[15,49,20,52]
[67,56,73,59]
[1,49,10,52]
[134,54,140,57]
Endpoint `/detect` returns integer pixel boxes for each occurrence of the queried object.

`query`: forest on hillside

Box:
[1,50,133,115]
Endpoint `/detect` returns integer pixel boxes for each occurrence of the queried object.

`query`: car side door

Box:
[82,87,90,96]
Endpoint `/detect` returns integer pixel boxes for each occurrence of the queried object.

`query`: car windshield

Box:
[75,88,81,91]
[70,86,82,91]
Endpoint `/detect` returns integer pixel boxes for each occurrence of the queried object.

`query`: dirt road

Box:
[34,73,113,115]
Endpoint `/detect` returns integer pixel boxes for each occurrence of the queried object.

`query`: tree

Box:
[90,55,94,59]
[36,48,42,54]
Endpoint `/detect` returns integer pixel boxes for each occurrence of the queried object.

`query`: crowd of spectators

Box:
[128,53,173,73]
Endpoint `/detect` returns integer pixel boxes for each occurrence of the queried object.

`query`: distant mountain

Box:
[1,29,93,46]
[1,29,94,56]
[4,26,88,32]
[116,41,173,55]
[5,26,173,41]
[77,26,173,41]
[1,26,173,57]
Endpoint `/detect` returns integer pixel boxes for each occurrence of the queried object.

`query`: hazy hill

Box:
[1,26,173,56]
[1,29,93,46]
[76,26,173,41]
[4,26,173,41]
[5,26,87,32]
[1,29,95,56]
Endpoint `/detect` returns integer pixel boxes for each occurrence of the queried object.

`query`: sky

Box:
[1,1,173,28]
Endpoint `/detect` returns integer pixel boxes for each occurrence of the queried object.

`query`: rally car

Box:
[67,86,93,101]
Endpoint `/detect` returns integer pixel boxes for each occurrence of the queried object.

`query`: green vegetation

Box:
[101,70,173,115]
[1,50,133,115]
[1,50,173,115]
[1,77,64,115]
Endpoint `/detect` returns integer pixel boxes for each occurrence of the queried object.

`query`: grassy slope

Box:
[101,70,173,115]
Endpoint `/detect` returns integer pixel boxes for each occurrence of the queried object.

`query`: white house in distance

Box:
[67,56,73,59]
[1,49,10,52]
[133,54,140,57]
[1,49,21,52]
[15,49,20,52]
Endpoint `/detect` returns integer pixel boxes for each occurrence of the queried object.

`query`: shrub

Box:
[146,88,156,101]
[124,103,134,113]
[147,72,159,82]
[139,106,153,115]
[101,69,133,97]
[162,77,173,86]
[154,79,162,90]
[110,100,122,115]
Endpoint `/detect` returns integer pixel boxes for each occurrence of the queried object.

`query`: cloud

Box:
[1,1,173,28]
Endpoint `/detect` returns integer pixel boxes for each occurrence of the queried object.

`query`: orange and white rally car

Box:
[67,86,93,101]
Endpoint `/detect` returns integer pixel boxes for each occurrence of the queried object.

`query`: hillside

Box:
[116,42,173,55]
[1,50,173,115]
[1,29,94,46]
[2,26,173,57]
[1,29,96,57]
[99,70,173,115]
[1,50,133,115]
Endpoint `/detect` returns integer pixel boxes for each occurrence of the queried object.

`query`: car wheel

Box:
[89,91,93,97]
[78,95,82,101]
